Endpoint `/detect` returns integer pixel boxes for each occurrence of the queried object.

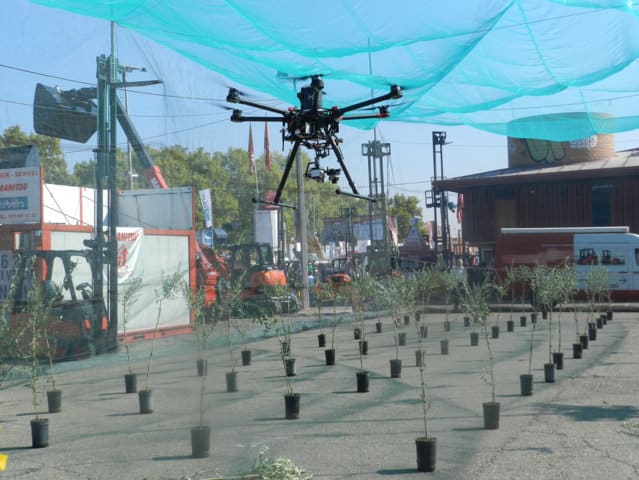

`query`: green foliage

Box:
[388,193,423,241]
[254,446,313,480]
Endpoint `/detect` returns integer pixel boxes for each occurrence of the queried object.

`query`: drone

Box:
[226,76,402,204]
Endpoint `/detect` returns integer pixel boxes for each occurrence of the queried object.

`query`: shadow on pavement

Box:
[535,403,639,421]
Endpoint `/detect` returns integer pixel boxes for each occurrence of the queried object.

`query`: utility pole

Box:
[429,131,451,266]
[295,150,310,309]
[362,138,391,274]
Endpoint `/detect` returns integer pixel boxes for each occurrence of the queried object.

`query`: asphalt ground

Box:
[1,304,638,479]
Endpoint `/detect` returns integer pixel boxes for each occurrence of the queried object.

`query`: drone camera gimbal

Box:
[226,76,402,204]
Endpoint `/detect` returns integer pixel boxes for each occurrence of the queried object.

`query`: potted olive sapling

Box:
[139,271,182,414]
[180,281,215,458]
[414,270,438,472]
[273,315,299,419]
[460,282,482,347]
[530,265,558,383]
[12,259,55,447]
[315,284,330,348]
[584,266,609,343]
[324,285,344,366]
[553,262,575,369]
[461,281,499,429]
[350,272,379,392]
[503,263,518,332]
[518,265,537,395]
[120,275,144,393]
[381,275,405,378]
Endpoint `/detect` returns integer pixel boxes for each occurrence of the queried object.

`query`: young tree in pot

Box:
[462,280,498,428]
[380,275,406,378]
[503,263,519,332]
[531,265,557,383]
[584,266,608,342]
[324,285,344,366]
[10,258,55,447]
[553,262,575,369]
[314,284,330,347]
[139,271,182,414]
[350,272,381,392]
[518,265,536,395]
[120,275,144,393]
[460,282,482,347]
[414,272,438,472]
[273,316,299,419]
[180,281,215,457]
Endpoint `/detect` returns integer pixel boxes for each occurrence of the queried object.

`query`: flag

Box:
[199,188,213,228]
[248,124,255,175]
[264,120,271,172]
[456,193,464,224]
[427,221,434,249]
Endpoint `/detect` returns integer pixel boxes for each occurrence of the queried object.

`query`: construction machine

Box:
[3,250,114,360]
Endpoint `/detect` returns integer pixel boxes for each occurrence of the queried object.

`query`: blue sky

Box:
[3,0,639,229]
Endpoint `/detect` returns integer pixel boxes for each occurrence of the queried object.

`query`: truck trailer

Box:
[494,226,639,302]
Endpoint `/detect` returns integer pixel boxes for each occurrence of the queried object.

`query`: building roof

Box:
[435,148,639,192]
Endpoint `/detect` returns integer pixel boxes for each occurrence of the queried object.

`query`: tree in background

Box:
[388,193,423,241]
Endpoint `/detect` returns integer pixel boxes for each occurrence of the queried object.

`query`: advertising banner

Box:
[199,188,213,228]
[117,227,144,282]
[0,167,41,224]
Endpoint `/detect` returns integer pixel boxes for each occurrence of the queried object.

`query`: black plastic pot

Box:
[47,389,61,413]
[491,325,500,339]
[353,328,362,340]
[573,343,582,359]
[596,317,604,329]
[191,425,210,458]
[520,373,533,396]
[241,349,251,366]
[531,313,538,324]
[359,340,368,355]
[415,313,421,322]
[419,325,428,339]
[124,373,137,393]
[226,371,238,392]
[356,371,369,393]
[375,321,383,333]
[520,316,527,327]
[506,320,514,332]
[464,316,471,327]
[325,348,336,365]
[138,389,153,414]
[602,314,608,325]
[542,311,548,320]
[440,338,449,355]
[197,358,207,376]
[404,315,411,326]
[552,351,564,370]
[588,324,597,341]
[284,393,300,419]
[415,349,424,367]
[390,359,402,378]
[318,333,326,348]
[443,320,451,332]
[580,334,589,350]
[607,310,613,321]
[397,332,407,346]
[483,402,500,430]
[415,437,437,472]
[285,358,296,377]
[470,332,479,346]
[30,418,49,448]
[544,362,555,383]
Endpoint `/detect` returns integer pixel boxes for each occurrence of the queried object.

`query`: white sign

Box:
[0,167,41,224]
[117,227,144,282]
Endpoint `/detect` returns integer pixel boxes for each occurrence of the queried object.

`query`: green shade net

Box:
[28,0,639,141]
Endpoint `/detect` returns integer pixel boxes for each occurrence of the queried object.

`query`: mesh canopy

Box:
[28,0,639,141]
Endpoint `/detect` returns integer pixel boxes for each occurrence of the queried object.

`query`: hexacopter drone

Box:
[226,76,402,204]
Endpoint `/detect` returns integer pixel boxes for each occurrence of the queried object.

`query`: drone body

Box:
[227,76,402,204]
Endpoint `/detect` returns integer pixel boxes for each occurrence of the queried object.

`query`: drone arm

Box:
[340,111,391,121]
[325,128,358,195]
[227,88,288,116]
[336,85,402,116]
[274,140,301,204]
[230,114,285,123]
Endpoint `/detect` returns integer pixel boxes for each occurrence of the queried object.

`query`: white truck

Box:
[494,226,639,301]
